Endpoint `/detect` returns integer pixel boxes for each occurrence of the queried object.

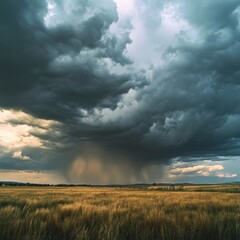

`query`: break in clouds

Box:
[0,0,240,183]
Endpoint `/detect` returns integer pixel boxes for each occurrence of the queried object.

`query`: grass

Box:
[149,183,240,193]
[0,185,239,240]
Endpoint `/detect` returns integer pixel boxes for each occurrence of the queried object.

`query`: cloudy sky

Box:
[0,0,240,184]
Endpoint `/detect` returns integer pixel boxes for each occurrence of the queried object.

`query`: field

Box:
[0,185,239,240]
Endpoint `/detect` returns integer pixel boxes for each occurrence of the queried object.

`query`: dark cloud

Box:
[0,0,240,183]
[0,0,130,118]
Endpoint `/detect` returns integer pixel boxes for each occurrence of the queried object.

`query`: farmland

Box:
[0,185,239,240]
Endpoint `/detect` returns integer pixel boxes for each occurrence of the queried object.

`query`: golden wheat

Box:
[0,186,239,240]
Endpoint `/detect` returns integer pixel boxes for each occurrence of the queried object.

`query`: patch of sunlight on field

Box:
[0,186,239,240]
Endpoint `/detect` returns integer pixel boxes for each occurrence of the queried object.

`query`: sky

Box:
[0,0,240,184]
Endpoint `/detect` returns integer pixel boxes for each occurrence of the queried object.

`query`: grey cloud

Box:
[181,0,240,31]
[0,0,132,119]
[98,32,133,65]
[1,0,240,183]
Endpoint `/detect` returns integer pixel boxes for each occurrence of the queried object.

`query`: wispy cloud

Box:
[170,164,224,175]
[168,160,237,179]
[217,173,237,178]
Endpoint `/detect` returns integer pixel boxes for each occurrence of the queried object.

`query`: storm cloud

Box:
[0,0,240,183]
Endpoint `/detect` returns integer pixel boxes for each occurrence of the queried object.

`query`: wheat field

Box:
[0,186,239,240]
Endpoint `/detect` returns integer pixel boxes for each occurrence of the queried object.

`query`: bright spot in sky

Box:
[0,108,58,154]
[114,0,135,16]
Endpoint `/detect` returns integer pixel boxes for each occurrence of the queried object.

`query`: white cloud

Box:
[12,151,31,161]
[170,164,224,176]
[217,173,237,178]
[0,108,56,128]
[114,0,135,17]
[113,0,199,69]
[0,108,59,156]
[80,88,139,126]
[0,123,44,151]
[168,159,238,180]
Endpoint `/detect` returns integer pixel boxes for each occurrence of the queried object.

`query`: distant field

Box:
[148,183,240,193]
[0,185,239,240]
